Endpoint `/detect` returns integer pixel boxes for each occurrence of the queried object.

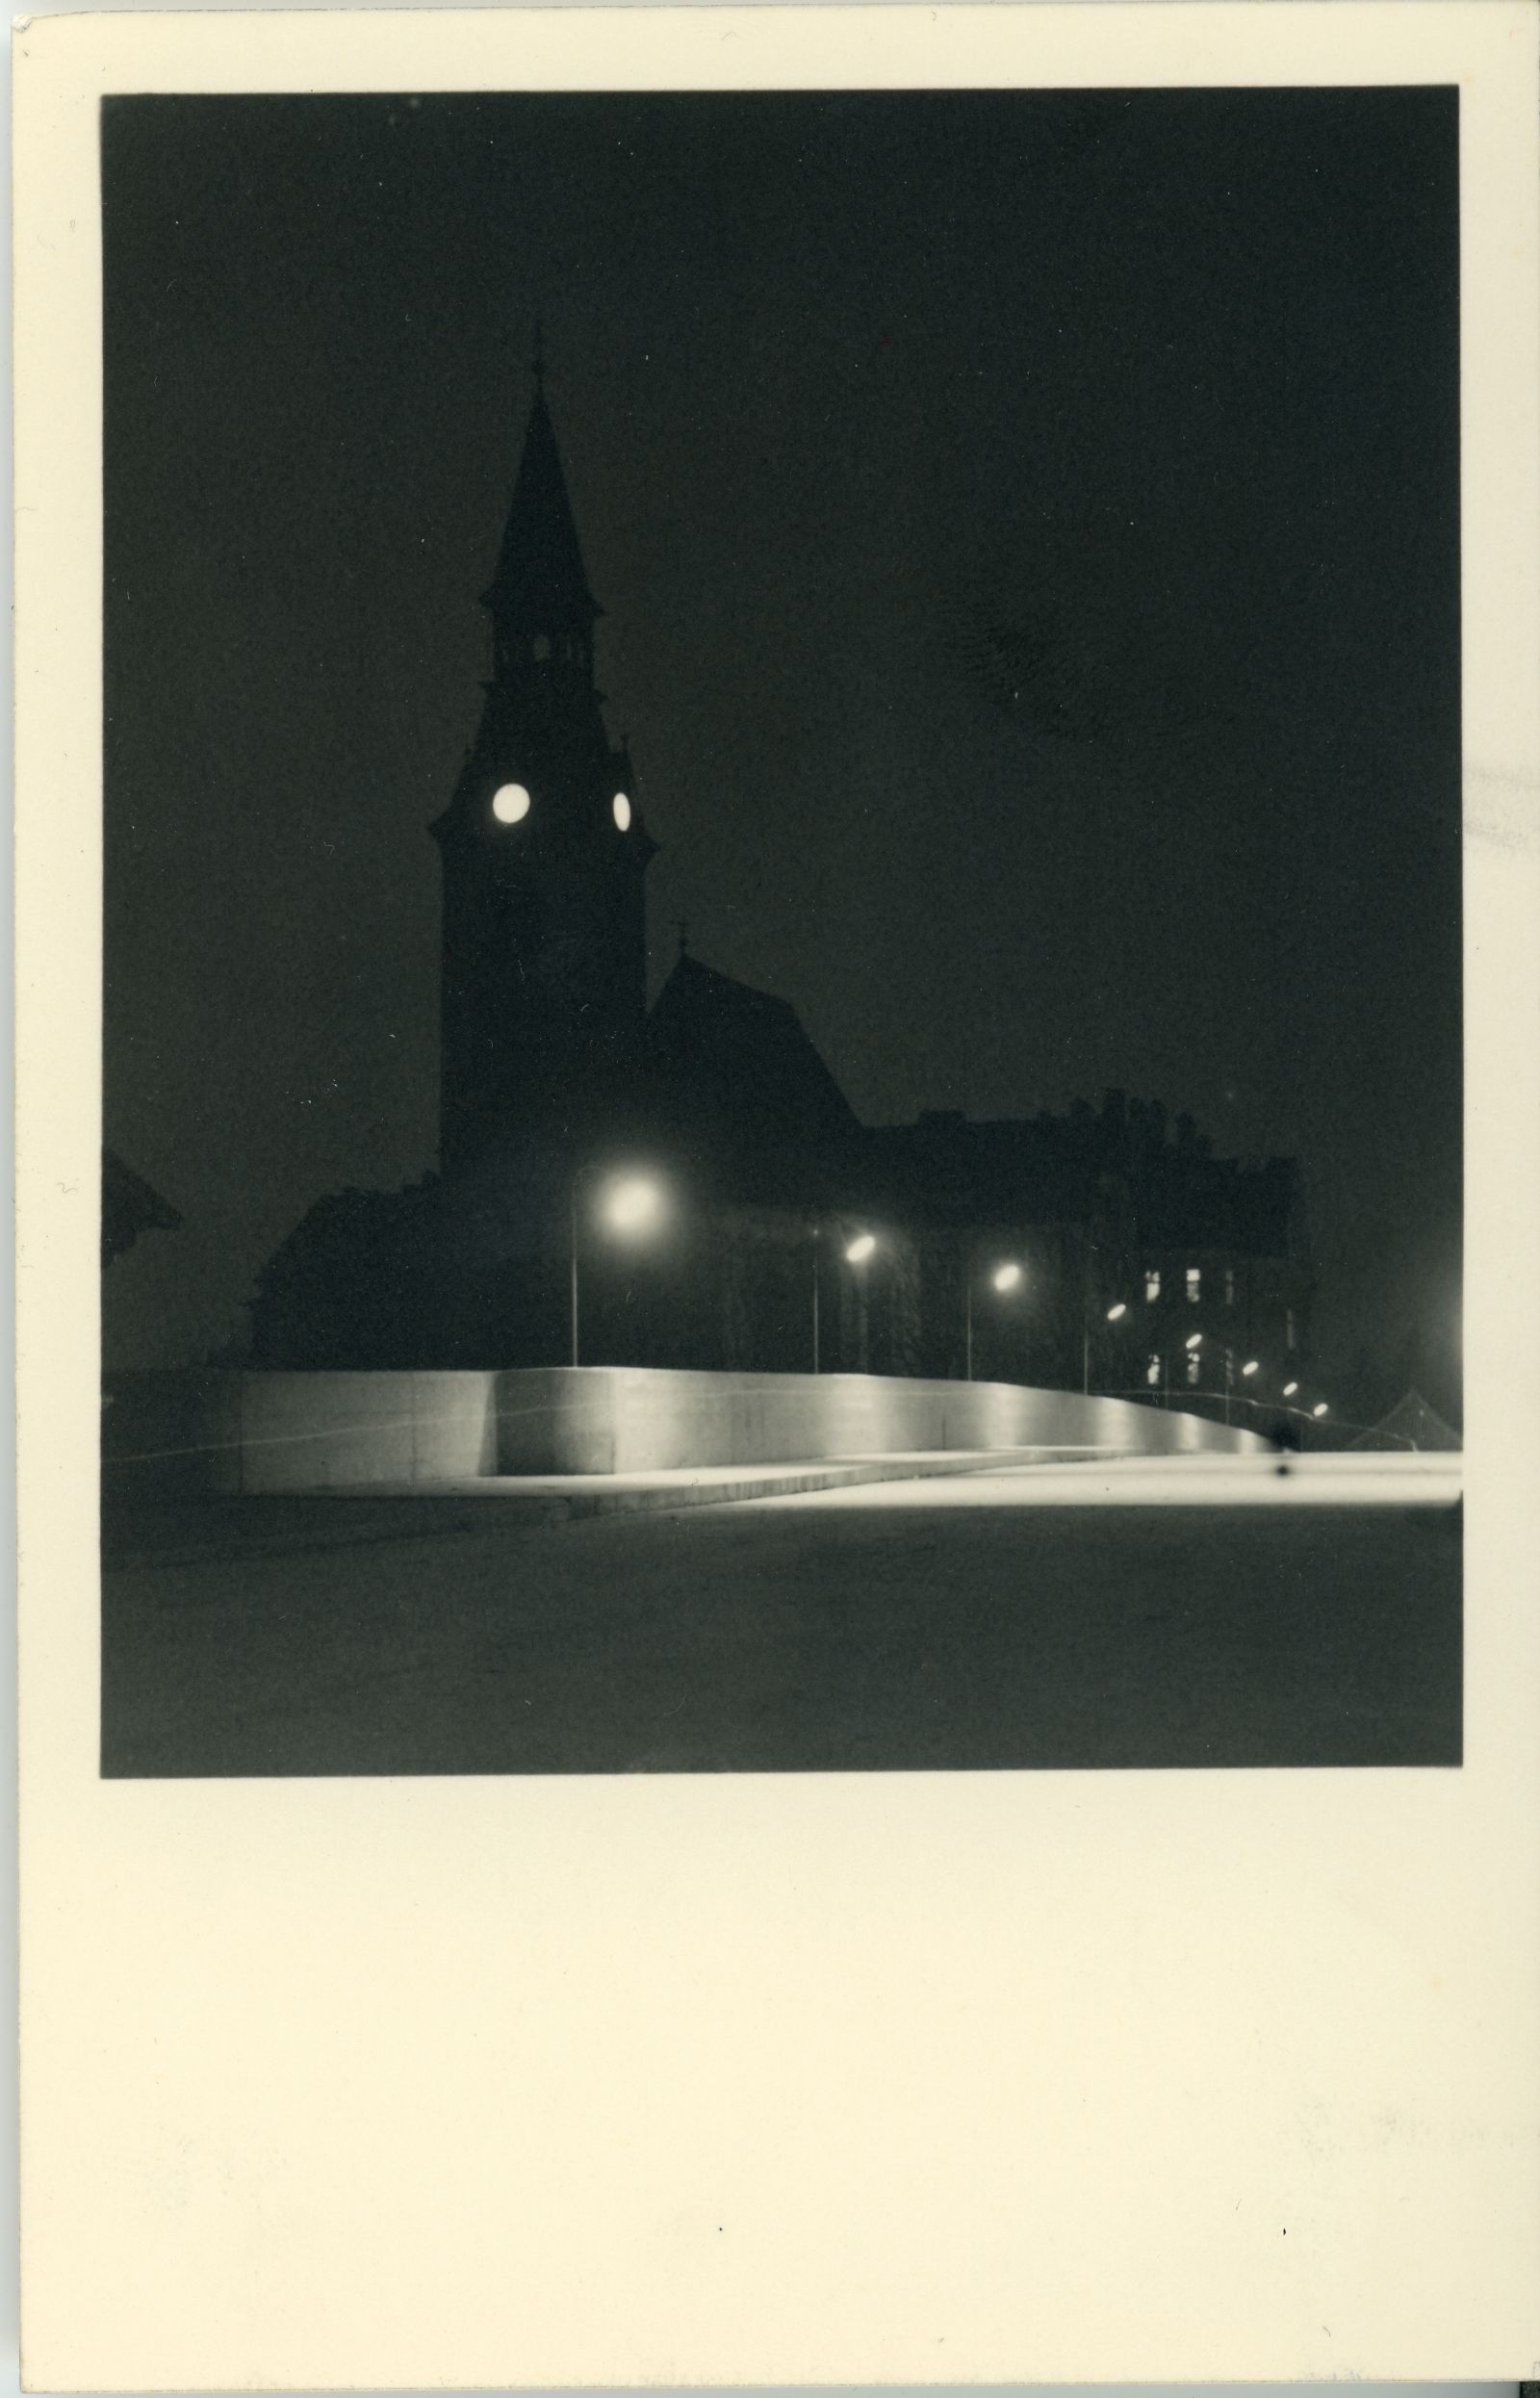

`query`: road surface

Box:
[102,1453,1461,1776]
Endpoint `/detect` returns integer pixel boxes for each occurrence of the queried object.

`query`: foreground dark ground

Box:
[101,1458,1462,1775]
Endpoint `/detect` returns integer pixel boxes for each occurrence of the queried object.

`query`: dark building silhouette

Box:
[434,359,655,1175]
[102,1148,183,1269]
[249,369,1313,1400]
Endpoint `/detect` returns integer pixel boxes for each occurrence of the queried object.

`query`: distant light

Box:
[992,1262,1022,1293]
[1185,1331,1203,1351]
[492,783,530,824]
[1106,1302,1127,1322]
[604,1175,663,1235]
[612,791,631,831]
[1283,1380,1299,1398]
[1312,1402,1329,1419]
[845,1232,877,1265]
[1241,1359,1259,1377]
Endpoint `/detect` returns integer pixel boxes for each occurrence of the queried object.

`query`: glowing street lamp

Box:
[1084,1293,1136,1397]
[570,1166,666,1367]
[808,1226,880,1373]
[1282,1379,1299,1398]
[604,1176,662,1234]
[966,1258,1023,1381]
[1241,1358,1259,1378]
[1185,1331,1203,1352]
[1312,1402,1329,1420]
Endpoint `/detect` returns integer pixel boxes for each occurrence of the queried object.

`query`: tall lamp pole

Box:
[570,1168,665,1369]
[1082,1238,1093,1395]
[968,1259,1022,1381]
[570,1176,581,1368]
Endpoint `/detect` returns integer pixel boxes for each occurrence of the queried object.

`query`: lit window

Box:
[1144,1269,1161,1302]
[1186,1267,1200,1302]
[1186,1353,1200,1384]
[1224,1267,1236,1306]
[1145,1354,1161,1387]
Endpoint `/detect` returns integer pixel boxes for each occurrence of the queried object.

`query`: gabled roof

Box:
[102,1147,183,1267]
[1348,1390,1462,1452]
[482,380,598,623]
[645,953,859,1163]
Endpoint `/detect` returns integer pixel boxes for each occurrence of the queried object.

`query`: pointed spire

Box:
[481,355,597,624]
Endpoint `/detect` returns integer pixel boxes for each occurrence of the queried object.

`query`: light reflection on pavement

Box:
[755,1452,1462,1511]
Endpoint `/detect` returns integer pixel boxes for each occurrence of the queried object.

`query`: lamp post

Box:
[841,1229,878,1375]
[1083,1298,1128,1397]
[965,1259,1022,1382]
[570,1167,664,1368]
[809,1227,877,1374]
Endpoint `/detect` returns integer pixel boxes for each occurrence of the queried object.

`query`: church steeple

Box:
[481,375,599,659]
[432,363,656,1175]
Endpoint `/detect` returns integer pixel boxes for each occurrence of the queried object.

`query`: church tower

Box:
[432,358,655,1175]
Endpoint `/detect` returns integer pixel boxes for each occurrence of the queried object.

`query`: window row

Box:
[1138,1271,1296,1345]
[1143,1334,1297,1389]
[1142,1267,1237,1305]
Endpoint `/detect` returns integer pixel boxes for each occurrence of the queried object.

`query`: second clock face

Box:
[492,784,531,825]
[612,791,631,831]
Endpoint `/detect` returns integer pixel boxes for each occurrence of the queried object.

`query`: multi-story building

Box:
[249,367,1312,1404]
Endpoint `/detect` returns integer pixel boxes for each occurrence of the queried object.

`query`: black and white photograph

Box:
[18,8,1540,2387]
[99,80,1463,1779]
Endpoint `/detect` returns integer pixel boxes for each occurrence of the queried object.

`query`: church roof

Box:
[482,377,598,622]
[1348,1389,1462,1452]
[102,1147,183,1267]
[644,953,859,1169]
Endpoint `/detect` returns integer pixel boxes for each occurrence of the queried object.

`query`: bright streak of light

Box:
[754,1453,1461,1513]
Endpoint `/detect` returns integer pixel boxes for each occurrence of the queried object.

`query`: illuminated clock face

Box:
[612,791,631,831]
[491,784,530,825]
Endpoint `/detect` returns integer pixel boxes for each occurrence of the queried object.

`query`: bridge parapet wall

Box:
[103,1364,1270,1495]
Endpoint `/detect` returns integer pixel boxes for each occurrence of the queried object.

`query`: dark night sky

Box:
[102,88,1461,1406]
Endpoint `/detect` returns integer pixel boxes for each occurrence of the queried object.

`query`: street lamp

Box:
[808,1225,878,1373]
[1282,1379,1299,1399]
[1241,1358,1259,1378]
[1185,1331,1203,1350]
[1312,1402,1329,1419]
[965,1258,1023,1381]
[570,1167,665,1367]
[1083,1298,1131,1397]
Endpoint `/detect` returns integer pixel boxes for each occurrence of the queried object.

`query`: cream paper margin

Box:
[13,5,1540,2385]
